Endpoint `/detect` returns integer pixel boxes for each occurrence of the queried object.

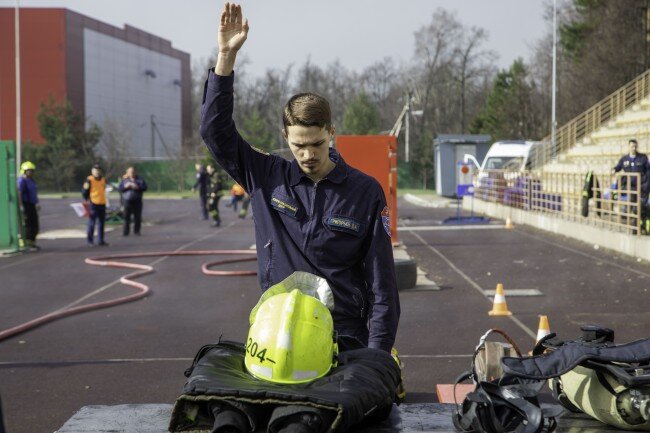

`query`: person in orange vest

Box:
[229,182,246,212]
[82,163,109,246]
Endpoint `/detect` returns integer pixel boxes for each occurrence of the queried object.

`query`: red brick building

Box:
[0,8,191,158]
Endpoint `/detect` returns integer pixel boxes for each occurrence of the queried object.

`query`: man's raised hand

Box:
[219,3,249,54]
[215,3,248,75]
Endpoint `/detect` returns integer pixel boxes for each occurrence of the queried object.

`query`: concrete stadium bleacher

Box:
[543,95,650,174]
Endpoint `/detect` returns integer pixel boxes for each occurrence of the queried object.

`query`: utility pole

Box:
[15,0,22,172]
[551,0,557,161]
[405,92,411,163]
[150,115,155,158]
[646,0,650,71]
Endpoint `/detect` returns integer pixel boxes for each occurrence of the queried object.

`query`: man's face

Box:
[206,165,215,175]
[92,168,101,178]
[25,169,34,178]
[285,125,334,181]
[126,167,135,178]
[629,141,638,154]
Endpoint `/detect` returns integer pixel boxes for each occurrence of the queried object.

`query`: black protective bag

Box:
[453,329,561,433]
[169,340,401,433]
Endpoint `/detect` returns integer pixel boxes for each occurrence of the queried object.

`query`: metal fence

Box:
[474,170,645,235]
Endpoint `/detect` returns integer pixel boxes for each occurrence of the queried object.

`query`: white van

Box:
[465,140,540,172]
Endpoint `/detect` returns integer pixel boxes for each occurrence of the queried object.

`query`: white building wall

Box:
[84,28,182,159]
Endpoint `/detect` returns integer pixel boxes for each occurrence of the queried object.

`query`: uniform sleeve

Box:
[17,178,26,203]
[199,69,275,194]
[613,156,624,172]
[362,190,400,352]
[138,177,148,192]
[641,156,650,195]
[82,179,90,201]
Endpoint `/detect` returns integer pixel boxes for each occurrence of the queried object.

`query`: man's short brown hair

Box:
[282,93,332,131]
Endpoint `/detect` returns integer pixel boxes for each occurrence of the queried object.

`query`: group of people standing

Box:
[83,164,148,246]
[16,162,147,251]
[193,163,249,227]
[16,160,248,251]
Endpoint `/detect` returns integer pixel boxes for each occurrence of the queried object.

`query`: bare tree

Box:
[98,118,131,181]
[453,27,497,132]
[411,8,462,140]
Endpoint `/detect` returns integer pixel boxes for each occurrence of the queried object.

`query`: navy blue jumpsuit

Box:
[613,153,650,200]
[200,70,400,352]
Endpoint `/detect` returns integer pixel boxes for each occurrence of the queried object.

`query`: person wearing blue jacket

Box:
[200,3,399,354]
[118,166,148,236]
[17,161,40,250]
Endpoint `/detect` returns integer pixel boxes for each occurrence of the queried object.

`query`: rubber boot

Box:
[211,404,250,433]
[276,413,321,433]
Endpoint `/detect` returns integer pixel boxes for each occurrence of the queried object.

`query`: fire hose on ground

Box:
[0,250,257,342]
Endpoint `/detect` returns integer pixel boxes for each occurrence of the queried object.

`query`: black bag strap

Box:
[481,382,543,433]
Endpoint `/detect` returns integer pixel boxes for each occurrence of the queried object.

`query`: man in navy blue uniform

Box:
[613,139,650,199]
[192,163,210,220]
[17,161,40,250]
[118,166,148,236]
[200,3,399,352]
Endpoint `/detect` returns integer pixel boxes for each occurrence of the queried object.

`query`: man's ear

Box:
[330,125,336,136]
[282,128,288,142]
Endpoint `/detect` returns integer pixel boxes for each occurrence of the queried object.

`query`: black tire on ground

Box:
[394,258,417,291]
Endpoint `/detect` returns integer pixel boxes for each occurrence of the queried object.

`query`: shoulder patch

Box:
[381,206,391,237]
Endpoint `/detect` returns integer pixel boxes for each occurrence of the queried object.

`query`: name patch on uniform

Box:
[381,206,391,237]
[323,216,362,235]
[271,196,299,218]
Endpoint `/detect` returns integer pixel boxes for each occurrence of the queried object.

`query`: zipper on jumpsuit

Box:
[304,179,365,318]
[302,180,319,251]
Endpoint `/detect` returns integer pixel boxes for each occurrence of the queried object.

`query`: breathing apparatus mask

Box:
[453,329,561,433]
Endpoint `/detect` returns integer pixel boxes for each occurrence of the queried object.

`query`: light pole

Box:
[551,0,557,161]
[15,0,22,172]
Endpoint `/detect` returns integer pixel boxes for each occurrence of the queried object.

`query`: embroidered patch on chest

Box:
[323,216,362,234]
[381,206,391,237]
[270,196,299,218]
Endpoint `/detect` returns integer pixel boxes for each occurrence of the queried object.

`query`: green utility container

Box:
[0,141,21,252]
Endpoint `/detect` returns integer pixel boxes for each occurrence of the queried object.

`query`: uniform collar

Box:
[290,148,348,186]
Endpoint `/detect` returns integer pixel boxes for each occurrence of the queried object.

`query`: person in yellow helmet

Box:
[17,161,40,250]
[82,164,108,246]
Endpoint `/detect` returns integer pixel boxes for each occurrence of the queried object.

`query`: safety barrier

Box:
[474,170,644,235]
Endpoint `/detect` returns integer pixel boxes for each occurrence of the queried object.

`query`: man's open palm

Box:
[219,3,249,54]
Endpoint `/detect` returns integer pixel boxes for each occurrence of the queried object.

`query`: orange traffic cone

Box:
[505,216,514,229]
[529,315,551,355]
[488,283,512,316]
[535,315,551,343]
